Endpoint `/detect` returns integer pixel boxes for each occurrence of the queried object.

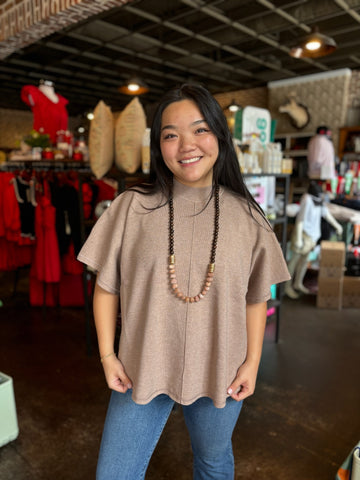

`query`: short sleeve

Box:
[77,192,131,294]
[246,226,290,304]
[21,85,40,107]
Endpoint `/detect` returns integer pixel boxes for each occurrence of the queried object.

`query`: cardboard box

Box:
[342,276,360,308]
[320,241,346,268]
[0,372,19,447]
[317,277,343,310]
[318,265,346,279]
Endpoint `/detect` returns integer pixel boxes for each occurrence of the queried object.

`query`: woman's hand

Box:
[101,355,133,394]
[227,301,267,402]
[227,360,259,402]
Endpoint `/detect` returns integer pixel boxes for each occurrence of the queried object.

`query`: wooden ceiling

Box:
[1,0,360,116]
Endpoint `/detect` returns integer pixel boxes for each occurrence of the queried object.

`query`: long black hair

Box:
[135,83,265,218]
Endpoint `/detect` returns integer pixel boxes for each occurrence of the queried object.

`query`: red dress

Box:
[0,172,34,271]
[30,179,61,306]
[21,85,69,143]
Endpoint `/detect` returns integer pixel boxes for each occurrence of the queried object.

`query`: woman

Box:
[78,84,290,479]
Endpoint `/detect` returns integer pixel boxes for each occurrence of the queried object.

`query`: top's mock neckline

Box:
[172,178,213,203]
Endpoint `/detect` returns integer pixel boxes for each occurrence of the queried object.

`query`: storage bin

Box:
[0,372,19,447]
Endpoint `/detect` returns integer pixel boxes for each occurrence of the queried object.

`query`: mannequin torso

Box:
[38,84,59,104]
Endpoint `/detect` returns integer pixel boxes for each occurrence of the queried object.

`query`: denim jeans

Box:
[96,390,243,480]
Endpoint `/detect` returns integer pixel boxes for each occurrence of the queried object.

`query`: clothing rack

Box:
[1,161,94,355]
[0,160,92,172]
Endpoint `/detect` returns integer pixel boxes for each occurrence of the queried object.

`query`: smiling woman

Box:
[77,83,290,480]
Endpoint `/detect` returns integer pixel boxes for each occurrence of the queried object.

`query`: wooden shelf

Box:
[338,126,360,160]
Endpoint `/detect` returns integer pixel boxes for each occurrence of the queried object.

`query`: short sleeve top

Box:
[21,85,69,143]
[297,194,329,243]
[78,180,290,408]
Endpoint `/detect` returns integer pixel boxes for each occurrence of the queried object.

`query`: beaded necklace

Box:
[168,184,220,303]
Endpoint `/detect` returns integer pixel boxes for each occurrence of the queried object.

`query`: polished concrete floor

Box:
[0,270,359,480]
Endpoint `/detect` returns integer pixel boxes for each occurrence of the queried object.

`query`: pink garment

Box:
[307,134,336,180]
[21,85,68,143]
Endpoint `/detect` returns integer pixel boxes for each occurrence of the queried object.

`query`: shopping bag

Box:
[336,442,360,480]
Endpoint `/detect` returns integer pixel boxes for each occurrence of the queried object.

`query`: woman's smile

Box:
[179,156,202,165]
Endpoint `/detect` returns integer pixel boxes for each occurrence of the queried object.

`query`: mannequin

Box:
[285,182,343,299]
[307,126,336,180]
[38,80,59,104]
[21,80,69,144]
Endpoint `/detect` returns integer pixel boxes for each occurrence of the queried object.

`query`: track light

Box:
[289,27,337,59]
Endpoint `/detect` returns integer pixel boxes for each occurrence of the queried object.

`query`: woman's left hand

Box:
[227,360,259,402]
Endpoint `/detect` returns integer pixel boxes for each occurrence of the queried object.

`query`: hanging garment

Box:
[0,172,34,271]
[50,176,82,256]
[11,176,36,241]
[30,179,61,306]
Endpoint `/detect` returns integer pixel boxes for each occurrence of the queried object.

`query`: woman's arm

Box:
[227,301,267,401]
[93,281,132,393]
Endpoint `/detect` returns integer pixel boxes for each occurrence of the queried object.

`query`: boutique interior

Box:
[0,1,360,479]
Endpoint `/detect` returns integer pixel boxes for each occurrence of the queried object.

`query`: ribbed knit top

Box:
[78,180,290,408]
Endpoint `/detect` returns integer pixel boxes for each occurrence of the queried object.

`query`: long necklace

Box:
[168,184,220,303]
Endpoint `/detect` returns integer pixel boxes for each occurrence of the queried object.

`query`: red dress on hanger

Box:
[21,85,69,143]
[0,172,34,271]
[30,179,61,306]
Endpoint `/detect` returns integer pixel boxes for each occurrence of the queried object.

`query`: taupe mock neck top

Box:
[78,180,290,408]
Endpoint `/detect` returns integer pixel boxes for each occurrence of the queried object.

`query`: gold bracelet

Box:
[100,352,115,363]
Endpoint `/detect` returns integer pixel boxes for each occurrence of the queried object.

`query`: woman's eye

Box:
[163,133,176,140]
[195,127,210,134]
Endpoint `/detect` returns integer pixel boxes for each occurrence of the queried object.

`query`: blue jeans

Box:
[96,390,243,480]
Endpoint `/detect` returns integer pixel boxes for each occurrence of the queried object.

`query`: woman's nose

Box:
[179,134,195,151]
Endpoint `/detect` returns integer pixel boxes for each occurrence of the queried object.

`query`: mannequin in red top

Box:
[21,80,69,144]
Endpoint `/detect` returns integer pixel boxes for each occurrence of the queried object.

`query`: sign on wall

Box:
[234,106,271,145]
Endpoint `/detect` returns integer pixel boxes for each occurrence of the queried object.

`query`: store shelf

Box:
[338,126,360,161]
[245,173,290,342]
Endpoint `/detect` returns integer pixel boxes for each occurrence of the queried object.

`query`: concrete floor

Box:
[0,270,359,480]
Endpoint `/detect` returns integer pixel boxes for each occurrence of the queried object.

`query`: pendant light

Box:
[289,27,337,59]
[224,100,242,112]
[118,77,149,95]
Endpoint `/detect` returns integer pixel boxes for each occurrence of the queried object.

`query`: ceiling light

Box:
[118,77,149,95]
[289,27,337,59]
[224,100,242,113]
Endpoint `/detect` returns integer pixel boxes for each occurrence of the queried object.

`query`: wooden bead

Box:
[168,186,219,304]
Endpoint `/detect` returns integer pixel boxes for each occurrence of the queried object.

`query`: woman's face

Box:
[160,99,219,188]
